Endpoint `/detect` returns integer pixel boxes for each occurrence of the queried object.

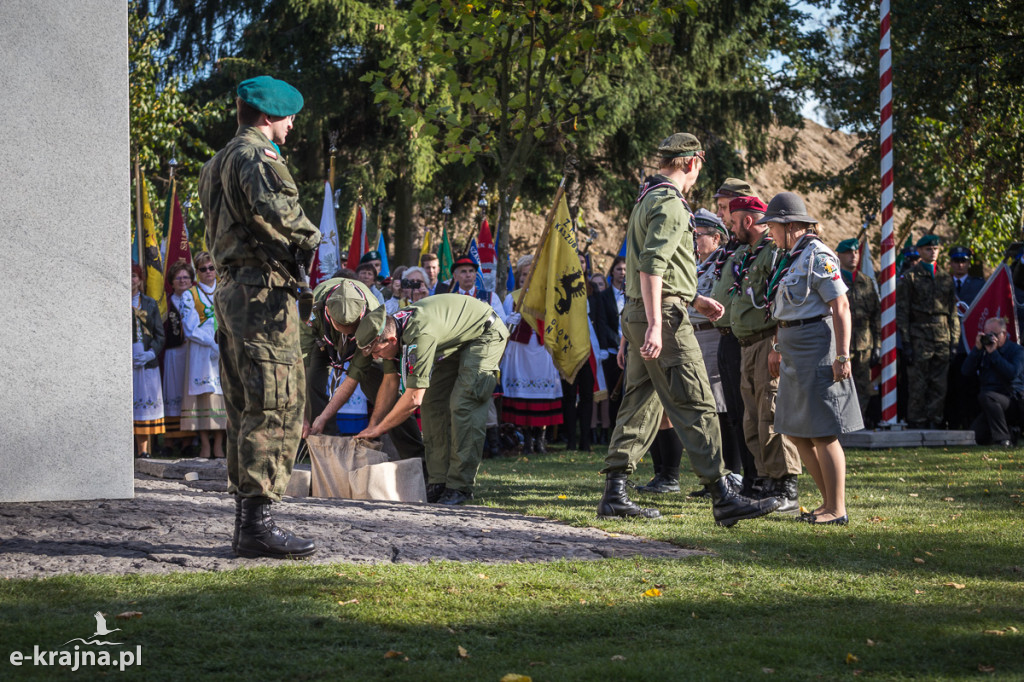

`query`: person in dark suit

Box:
[962,316,1024,446]
[946,246,986,428]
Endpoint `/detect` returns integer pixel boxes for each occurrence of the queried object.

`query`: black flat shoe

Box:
[810,514,848,526]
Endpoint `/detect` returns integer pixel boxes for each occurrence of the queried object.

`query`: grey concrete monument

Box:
[0,2,133,501]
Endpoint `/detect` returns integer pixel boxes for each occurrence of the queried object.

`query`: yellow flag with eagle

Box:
[140,176,167,318]
[519,192,590,383]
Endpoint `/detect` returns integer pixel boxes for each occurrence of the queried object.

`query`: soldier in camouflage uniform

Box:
[299,276,424,459]
[836,239,880,427]
[199,75,321,559]
[896,234,960,428]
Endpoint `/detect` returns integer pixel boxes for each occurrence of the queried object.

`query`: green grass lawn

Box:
[2,446,1022,681]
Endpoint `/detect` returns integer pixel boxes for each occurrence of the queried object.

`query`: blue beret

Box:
[836,238,859,254]
[237,75,304,117]
[915,234,941,247]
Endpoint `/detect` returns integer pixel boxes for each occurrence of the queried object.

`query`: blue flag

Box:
[376,232,390,278]
[469,237,486,290]
[506,253,515,292]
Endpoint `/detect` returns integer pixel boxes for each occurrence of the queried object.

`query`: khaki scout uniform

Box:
[602,175,728,483]
[199,125,321,501]
[842,269,880,421]
[730,233,800,479]
[896,262,960,425]
[394,295,508,493]
[300,278,424,457]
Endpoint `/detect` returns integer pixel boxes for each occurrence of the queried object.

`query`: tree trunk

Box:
[392,172,415,267]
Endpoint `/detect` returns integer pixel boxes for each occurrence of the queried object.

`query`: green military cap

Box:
[915,234,941,247]
[657,133,703,158]
[355,306,389,350]
[713,177,754,199]
[237,75,304,117]
[325,281,371,326]
[694,208,728,238]
[836,238,859,254]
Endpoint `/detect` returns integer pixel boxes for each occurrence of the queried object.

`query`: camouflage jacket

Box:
[198,126,320,288]
[896,262,960,346]
[842,269,880,352]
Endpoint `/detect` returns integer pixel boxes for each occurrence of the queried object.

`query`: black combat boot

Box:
[426,483,446,503]
[709,476,782,528]
[231,495,242,553]
[769,474,800,516]
[597,472,662,519]
[235,497,316,559]
[484,427,501,459]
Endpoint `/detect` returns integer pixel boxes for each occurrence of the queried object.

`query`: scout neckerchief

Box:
[840,268,857,287]
[697,246,724,278]
[729,232,774,295]
[712,238,739,281]
[766,232,820,319]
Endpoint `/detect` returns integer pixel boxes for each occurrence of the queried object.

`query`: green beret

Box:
[836,238,859,254]
[237,75,304,117]
[326,281,373,327]
[916,234,941,247]
[355,307,389,350]
[657,133,703,158]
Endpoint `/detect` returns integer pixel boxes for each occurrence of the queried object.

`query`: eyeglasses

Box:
[197,265,216,273]
[173,275,192,282]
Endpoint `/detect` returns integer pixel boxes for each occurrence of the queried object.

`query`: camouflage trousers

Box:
[907,341,950,425]
[851,348,873,422]
[215,277,305,501]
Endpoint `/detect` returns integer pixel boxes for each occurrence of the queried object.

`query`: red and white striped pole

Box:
[879,0,898,425]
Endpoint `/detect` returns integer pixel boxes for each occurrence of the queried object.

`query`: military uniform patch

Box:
[263,148,278,159]
[814,253,841,281]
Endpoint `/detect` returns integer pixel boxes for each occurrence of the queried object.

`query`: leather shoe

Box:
[810,514,848,526]
[426,483,446,503]
[438,489,474,506]
[236,497,316,559]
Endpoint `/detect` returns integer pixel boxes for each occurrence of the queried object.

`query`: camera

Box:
[401,278,423,290]
[983,332,998,347]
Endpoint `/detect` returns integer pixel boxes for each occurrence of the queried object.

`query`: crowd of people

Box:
[134,74,1022,559]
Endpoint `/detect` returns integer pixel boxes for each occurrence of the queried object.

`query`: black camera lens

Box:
[401,278,422,290]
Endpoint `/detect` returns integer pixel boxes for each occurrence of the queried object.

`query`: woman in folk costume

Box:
[162,261,197,453]
[763,192,862,525]
[132,263,165,458]
[501,255,563,454]
[180,251,227,459]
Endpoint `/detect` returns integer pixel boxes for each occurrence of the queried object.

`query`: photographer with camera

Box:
[962,317,1024,446]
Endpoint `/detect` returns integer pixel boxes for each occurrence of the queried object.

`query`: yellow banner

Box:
[140,177,167,318]
[520,193,590,383]
[419,230,431,263]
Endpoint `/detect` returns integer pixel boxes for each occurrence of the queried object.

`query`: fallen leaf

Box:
[866,639,875,646]
[846,653,859,664]
[721,592,734,596]
[914,557,926,564]
[909,493,919,497]
[115,611,143,620]
[984,630,1005,636]
[606,533,621,538]
[337,599,359,606]
[853,670,863,677]
[457,645,470,659]
[943,497,954,501]
[500,675,532,682]
[1008,626,1019,633]
[610,655,626,661]
[914,589,925,594]
[384,650,403,659]
[762,668,775,674]
[978,664,995,673]
[477,574,489,580]
[557,494,567,499]
[942,582,966,589]
[642,588,662,597]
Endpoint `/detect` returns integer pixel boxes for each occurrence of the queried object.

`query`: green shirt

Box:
[708,244,749,329]
[729,233,779,338]
[398,294,507,389]
[624,176,698,302]
[301,277,396,382]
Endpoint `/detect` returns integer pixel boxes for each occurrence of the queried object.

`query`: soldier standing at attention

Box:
[596,133,780,526]
[896,234,960,429]
[353,295,509,505]
[199,75,321,559]
[836,238,880,428]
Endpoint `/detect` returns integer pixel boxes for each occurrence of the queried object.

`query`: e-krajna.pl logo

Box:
[8,611,142,672]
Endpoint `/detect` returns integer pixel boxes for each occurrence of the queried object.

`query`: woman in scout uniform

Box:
[180,251,226,458]
[763,192,862,526]
[131,263,165,458]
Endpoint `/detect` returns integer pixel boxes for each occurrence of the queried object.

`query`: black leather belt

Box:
[778,314,827,328]
[718,327,733,336]
[736,326,777,348]
[693,321,715,331]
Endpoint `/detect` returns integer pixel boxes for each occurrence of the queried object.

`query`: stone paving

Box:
[0,464,704,580]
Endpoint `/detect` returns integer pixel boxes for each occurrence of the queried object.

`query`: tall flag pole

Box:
[879,0,898,426]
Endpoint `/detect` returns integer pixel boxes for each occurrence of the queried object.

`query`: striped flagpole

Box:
[879,0,898,425]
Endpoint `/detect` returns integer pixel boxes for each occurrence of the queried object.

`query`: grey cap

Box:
[755,192,819,225]
[693,208,728,238]
[657,133,703,158]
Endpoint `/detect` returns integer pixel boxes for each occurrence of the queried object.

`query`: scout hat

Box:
[729,196,768,214]
[355,307,389,351]
[237,75,304,117]
[694,208,728,238]
[452,256,478,271]
[714,178,754,199]
[360,250,382,263]
[836,238,859,254]
[916,234,941,247]
[950,246,972,261]
[756,192,819,224]
[325,281,371,327]
[656,133,704,159]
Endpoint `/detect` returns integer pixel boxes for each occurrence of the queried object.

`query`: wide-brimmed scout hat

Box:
[355,307,389,351]
[325,281,371,326]
[656,133,704,159]
[713,178,754,199]
[237,75,304,117]
[836,238,859,254]
[755,192,819,225]
[693,208,728,238]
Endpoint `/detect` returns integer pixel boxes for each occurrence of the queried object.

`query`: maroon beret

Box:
[729,196,768,214]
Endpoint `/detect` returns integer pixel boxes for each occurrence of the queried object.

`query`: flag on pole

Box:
[520,192,591,383]
[376,231,390,278]
[477,217,497,291]
[344,204,369,271]
[419,230,432,264]
[309,181,340,286]
[961,263,1019,350]
[139,176,167,318]
[438,224,454,282]
[163,186,193,298]
[506,253,515,292]
[468,237,487,291]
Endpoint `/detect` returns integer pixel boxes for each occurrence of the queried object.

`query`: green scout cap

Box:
[836,238,859,254]
[326,281,370,326]
[657,133,703,159]
[237,75,304,117]
[916,234,941,247]
[355,307,388,350]
[713,178,754,199]
[694,208,728,238]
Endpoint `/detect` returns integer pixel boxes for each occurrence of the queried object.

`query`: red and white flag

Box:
[961,263,1019,351]
[344,204,369,271]
[309,182,340,286]
[163,188,192,298]
[477,217,497,291]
